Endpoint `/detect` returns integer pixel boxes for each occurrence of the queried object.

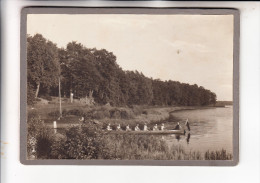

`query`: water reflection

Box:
[175,134,181,141]
[186,133,190,144]
[166,107,233,154]
[168,133,191,144]
[168,134,183,142]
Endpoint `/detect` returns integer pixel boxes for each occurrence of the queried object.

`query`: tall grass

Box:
[101,134,232,160]
[204,149,233,160]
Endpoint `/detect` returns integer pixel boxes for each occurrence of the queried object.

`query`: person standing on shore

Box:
[70,92,74,103]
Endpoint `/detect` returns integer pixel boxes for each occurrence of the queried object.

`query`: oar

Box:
[185,119,191,131]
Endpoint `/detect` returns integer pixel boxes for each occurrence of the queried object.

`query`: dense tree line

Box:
[27,34,216,106]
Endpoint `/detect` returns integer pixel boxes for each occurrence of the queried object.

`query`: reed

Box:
[101,134,232,160]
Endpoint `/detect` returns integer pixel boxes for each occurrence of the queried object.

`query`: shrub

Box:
[62,109,68,116]
[109,109,121,118]
[132,105,144,116]
[82,108,110,120]
[35,130,53,159]
[41,95,52,101]
[48,110,60,118]
[70,109,84,116]
[64,109,84,116]
[50,124,110,159]
[109,109,134,119]
[27,112,54,159]
[27,111,45,137]
[93,110,110,119]
[120,109,134,119]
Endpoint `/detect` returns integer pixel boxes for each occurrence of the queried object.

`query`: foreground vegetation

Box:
[27,112,232,160]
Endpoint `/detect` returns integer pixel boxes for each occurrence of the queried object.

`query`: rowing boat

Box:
[104,129,186,135]
[45,123,187,135]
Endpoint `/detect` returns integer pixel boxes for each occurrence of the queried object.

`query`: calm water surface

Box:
[164,107,233,153]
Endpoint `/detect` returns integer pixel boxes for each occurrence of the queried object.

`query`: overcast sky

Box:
[27,14,233,101]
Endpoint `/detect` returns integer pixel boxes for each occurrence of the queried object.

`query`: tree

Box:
[27,34,60,98]
[27,34,218,107]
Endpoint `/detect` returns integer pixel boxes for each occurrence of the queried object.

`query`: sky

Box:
[27,14,234,101]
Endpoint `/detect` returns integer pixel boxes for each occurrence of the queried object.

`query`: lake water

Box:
[164,106,233,154]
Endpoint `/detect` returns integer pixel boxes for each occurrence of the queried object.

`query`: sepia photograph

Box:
[22,8,239,164]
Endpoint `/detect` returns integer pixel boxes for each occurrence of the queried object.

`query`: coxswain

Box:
[174,122,182,130]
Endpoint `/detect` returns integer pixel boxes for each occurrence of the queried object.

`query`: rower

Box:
[116,124,122,131]
[135,124,140,131]
[185,119,190,131]
[126,124,131,131]
[107,123,112,131]
[153,124,158,131]
[79,116,84,122]
[161,123,165,131]
[143,123,148,131]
